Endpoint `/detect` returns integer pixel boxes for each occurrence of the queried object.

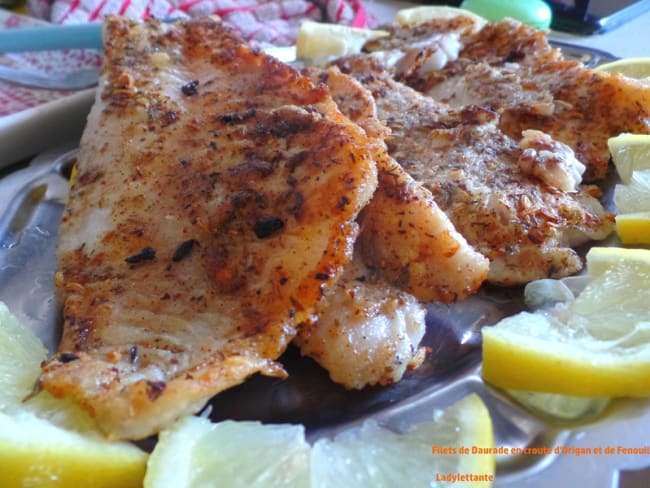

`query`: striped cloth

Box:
[27,0,369,46]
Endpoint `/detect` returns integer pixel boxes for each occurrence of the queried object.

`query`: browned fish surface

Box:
[39,16,377,440]
[365,19,650,182]
[335,55,614,285]
[306,66,489,302]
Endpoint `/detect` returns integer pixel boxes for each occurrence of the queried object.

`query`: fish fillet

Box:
[306,66,489,302]
[39,16,377,440]
[334,55,614,285]
[367,18,650,182]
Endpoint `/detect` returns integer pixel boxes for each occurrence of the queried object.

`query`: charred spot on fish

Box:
[315,273,330,280]
[229,156,276,178]
[253,217,284,239]
[279,277,288,285]
[338,195,350,210]
[160,110,178,127]
[209,141,218,151]
[172,239,198,262]
[285,150,309,173]
[218,108,256,124]
[125,246,156,264]
[59,352,80,363]
[146,381,166,402]
[180,159,190,168]
[504,50,525,63]
[286,191,304,217]
[181,80,199,96]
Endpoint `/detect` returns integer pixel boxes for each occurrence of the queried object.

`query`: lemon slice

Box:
[0,303,47,412]
[607,133,650,184]
[311,394,495,487]
[146,394,494,487]
[596,57,650,84]
[145,417,311,487]
[614,169,650,214]
[0,302,147,487]
[615,212,650,244]
[395,5,487,31]
[296,21,389,65]
[482,247,650,397]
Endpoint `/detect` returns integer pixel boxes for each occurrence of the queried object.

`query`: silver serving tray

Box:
[1,43,650,487]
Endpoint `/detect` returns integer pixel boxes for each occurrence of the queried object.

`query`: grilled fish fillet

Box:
[294,257,426,389]
[39,16,377,440]
[306,66,489,302]
[334,55,614,285]
[366,19,650,182]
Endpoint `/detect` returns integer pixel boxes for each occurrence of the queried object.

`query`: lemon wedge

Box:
[596,57,650,85]
[395,5,487,31]
[146,394,495,487]
[296,20,389,65]
[0,302,147,487]
[607,133,650,184]
[145,417,311,487]
[311,394,495,487]
[614,169,650,214]
[482,247,650,397]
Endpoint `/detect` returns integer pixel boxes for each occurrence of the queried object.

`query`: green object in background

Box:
[460,0,552,29]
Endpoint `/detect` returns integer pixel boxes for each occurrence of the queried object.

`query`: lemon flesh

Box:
[296,20,389,65]
[482,247,650,397]
[607,133,650,184]
[395,5,487,31]
[146,394,494,487]
[0,302,147,487]
[145,417,311,488]
[0,303,47,412]
[311,394,495,487]
[614,169,650,214]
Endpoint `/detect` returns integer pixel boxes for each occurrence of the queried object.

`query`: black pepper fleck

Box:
[172,239,197,262]
[181,80,199,96]
[315,273,329,280]
[125,246,156,263]
[253,217,284,239]
[130,346,138,364]
[59,352,79,363]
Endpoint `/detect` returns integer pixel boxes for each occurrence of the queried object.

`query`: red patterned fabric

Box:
[28,0,369,46]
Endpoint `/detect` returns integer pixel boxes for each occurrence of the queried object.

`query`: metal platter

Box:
[1,42,649,487]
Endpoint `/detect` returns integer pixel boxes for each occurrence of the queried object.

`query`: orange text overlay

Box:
[432,445,650,457]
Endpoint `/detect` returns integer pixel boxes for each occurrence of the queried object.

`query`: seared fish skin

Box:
[334,56,614,285]
[40,16,377,440]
